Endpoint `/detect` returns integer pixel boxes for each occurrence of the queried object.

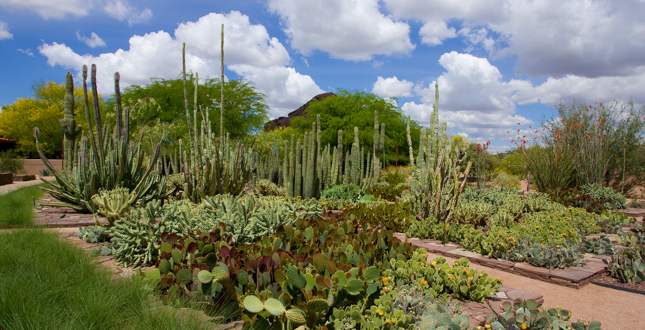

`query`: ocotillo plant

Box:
[409,84,472,239]
[34,65,167,214]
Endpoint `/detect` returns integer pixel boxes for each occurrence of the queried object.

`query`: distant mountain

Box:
[266,92,335,131]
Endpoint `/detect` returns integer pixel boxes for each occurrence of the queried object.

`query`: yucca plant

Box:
[33,65,167,215]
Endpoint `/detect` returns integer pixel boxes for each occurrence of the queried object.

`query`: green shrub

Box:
[320,183,370,203]
[492,172,520,189]
[579,183,627,210]
[344,200,413,231]
[0,150,23,173]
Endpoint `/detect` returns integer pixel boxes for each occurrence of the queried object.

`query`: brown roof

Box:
[266,92,336,131]
[0,137,17,144]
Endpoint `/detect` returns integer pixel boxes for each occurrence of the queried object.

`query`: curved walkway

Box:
[0,176,54,195]
[427,251,644,330]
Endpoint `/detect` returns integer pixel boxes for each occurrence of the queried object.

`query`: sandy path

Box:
[427,252,644,330]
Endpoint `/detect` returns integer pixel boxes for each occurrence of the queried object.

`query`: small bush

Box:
[492,172,520,189]
[579,183,627,210]
[0,150,23,173]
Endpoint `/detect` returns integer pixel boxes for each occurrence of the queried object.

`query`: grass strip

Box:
[0,229,216,330]
[0,184,45,226]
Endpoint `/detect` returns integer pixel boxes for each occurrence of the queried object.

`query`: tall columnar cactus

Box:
[180,49,253,202]
[34,65,167,215]
[59,72,82,174]
[408,84,472,233]
[264,113,382,198]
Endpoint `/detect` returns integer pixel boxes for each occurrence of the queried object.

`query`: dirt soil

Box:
[592,272,645,294]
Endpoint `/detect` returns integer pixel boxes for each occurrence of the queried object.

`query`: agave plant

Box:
[34,65,168,214]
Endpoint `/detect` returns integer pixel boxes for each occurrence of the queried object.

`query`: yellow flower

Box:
[389,318,396,324]
[485,324,491,329]
[376,309,384,316]
[521,322,527,330]
[556,305,562,309]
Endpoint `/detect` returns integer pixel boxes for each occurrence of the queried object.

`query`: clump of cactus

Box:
[91,187,138,226]
[34,65,167,214]
[484,299,601,330]
[109,199,212,267]
[507,238,586,269]
[77,226,110,243]
[453,201,494,227]
[408,84,472,241]
[203,194,321,244]
[180,43,254,203]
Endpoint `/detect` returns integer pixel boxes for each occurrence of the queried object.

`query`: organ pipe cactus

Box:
[34,65,167,215]
[59,72,82,174]
[181,42,254,203]
[408,84,472,241]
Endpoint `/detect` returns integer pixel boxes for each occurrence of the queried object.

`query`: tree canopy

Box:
[288,89,421,165]
[0,81,105,158]
[117,74,269,151]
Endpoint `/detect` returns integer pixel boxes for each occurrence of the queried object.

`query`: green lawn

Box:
[0,184,45,226]
[0,229,217,330]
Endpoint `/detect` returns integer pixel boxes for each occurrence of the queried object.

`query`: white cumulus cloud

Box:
[229,64,324,118]
[372,76,413,98]
[267,0,414,61]
[0,20,12,40]
[76,31,106,48]
[103,0,152,25]
[38,11,323,119]
[385,0,645,79]
[419,21,456,46]
[0,0,90,19]
[0,0,151,24]
[174,12,290,68]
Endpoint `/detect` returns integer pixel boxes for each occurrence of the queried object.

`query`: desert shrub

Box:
[320,183,371,203]
[0,150,23,173]
[253,178,286,197]
[579,183,627,210]
[492,172,520,189]
[344,200,413,231]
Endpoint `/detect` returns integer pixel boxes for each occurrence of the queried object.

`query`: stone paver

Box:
[33,194,101,227]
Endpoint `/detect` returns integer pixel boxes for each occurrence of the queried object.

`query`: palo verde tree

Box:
[289,89,421,166]
[0,81,106,158]
[117,75,269,151]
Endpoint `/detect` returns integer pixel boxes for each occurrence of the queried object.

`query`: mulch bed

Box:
[592,272,645,295]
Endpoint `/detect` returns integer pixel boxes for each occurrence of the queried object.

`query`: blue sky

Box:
[1,0,644,152]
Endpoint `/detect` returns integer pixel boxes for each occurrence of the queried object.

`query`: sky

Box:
[1,0,644,153]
